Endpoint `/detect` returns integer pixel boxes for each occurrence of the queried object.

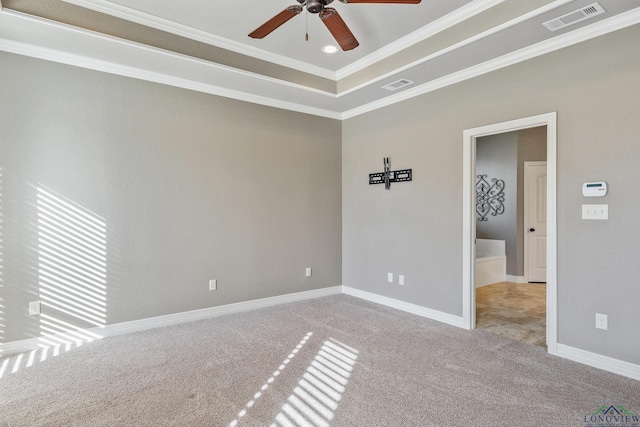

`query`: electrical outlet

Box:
[29,301,41,316]
[209,279,217,291]
[595,313,608,330]
[387,272,393,283]
[399,275,405,286]
[305,267,312,277]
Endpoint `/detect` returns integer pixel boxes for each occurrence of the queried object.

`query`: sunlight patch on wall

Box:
[36,185,107,350]
[271,338,358,427]
[0,183,109,377]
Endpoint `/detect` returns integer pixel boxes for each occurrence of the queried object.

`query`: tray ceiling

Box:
[0,0,639,118]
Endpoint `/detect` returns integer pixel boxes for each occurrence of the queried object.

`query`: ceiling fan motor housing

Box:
[302,0,334,14]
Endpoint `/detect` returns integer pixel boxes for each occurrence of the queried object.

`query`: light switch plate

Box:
[582,204,608,220]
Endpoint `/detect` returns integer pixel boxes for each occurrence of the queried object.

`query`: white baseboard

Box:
[342,288,639,382]
[4,285,639,382]
[1,337,43,357]
[0,286,342,357]
[342,286,464,328]
[556,343,640,381]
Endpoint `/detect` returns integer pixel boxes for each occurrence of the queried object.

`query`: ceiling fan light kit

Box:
[249,0,421,51]
[321,45,338,53]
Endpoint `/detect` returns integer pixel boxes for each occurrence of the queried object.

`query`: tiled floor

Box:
[476,282,546,347]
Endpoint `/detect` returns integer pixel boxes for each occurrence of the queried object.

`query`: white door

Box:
[524,162,547,282]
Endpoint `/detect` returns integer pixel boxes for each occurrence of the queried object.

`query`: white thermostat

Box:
[582,181,607,197]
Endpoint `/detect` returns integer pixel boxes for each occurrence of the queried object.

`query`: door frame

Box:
[462,112,557,355]
[524,161,548,283]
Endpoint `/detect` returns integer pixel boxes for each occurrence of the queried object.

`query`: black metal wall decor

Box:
[369,157,412,190]
[476,174,505,221]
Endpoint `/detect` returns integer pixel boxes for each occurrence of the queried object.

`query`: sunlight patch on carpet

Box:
[228,332,314,427]
[271,338,358,427]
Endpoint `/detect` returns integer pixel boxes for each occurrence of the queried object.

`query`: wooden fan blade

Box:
[249,6,302,39]
[340,0,420,3]
[319,8,359,51]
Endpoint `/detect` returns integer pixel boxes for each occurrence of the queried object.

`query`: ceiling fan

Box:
[249,0,421,51]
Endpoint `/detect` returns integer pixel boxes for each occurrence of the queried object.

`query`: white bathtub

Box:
[476,239,506,287]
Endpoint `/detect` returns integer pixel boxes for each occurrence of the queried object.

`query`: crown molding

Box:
[0,8,342,119]
[341,7,640,119]
[62,0,506,83]
[337,0,575,98]
[1,8,336,97]
[0,37,342,120]
[1,4,639,120]
[335,0,505,80]
[62,0,337,80]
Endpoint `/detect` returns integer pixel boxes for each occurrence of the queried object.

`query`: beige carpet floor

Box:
[1,294,639,426]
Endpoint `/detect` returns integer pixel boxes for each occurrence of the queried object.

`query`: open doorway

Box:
[462,112,557,356]
[474,129,547,347]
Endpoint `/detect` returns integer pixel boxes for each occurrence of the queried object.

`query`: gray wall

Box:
[2,24,639,367]
[0,52,342,343]
[476,132,518,275]
[343,25,640,364]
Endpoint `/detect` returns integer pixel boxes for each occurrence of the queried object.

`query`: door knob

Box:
[529,228,535,232]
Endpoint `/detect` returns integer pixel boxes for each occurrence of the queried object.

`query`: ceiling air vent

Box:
[381,79,414,92]
[543,2,605,32]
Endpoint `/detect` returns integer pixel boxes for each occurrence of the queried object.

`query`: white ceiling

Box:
[92,0,474,71]
[1,0,639,119]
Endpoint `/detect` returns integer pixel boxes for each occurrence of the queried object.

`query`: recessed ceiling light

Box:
[321,45,338,54]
